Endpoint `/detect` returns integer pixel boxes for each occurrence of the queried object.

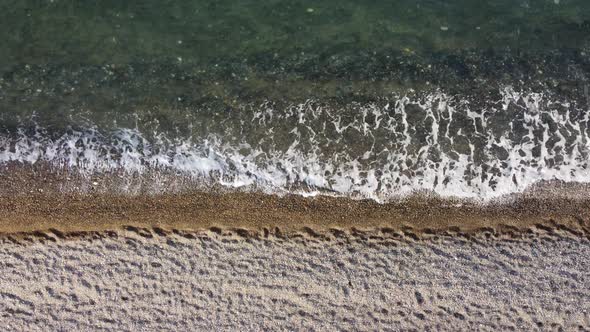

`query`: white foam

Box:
[1,87,589,202]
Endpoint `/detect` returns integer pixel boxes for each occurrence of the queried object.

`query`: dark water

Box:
[2,0,589,65]
[1,0,590,200]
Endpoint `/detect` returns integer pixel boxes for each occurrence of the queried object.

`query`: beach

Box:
[2,226,589,330]
[0,162,589,236]
[1,164,590,330]
[2,0,590,329]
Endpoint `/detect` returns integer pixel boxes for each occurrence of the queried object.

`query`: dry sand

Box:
[1,229,589,331]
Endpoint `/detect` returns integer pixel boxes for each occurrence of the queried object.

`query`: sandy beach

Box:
[1,228,589,330]
[2,1,590,329]
[1,168,589,329]
[0,165,587,330]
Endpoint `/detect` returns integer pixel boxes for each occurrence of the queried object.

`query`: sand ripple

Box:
[1,231,589,330]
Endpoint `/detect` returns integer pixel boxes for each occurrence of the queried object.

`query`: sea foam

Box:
[1,87,589,201]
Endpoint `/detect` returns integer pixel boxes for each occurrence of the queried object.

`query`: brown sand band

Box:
[1,191,589,238]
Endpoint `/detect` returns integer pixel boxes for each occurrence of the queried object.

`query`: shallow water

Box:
[1,0,590,201]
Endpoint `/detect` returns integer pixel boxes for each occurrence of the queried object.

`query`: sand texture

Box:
[1,229,589,331]
[1,163,589,238]
[1,166,590,330]
[2,189,590,236]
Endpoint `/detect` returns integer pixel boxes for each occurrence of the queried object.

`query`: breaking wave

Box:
[1,87,589,201]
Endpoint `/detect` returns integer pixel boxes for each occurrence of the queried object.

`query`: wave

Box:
[1,87,589,201]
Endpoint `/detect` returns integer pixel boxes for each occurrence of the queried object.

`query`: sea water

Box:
[1,0,589,201]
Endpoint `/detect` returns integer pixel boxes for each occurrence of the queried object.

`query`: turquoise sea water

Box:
[1,0,590,200]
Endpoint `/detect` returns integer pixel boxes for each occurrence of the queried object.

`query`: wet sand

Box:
[1,190,590,238]
[0,163,589,238]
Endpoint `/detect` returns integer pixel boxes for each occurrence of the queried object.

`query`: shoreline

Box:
[1,190,589,239]
[1,163,589,239]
